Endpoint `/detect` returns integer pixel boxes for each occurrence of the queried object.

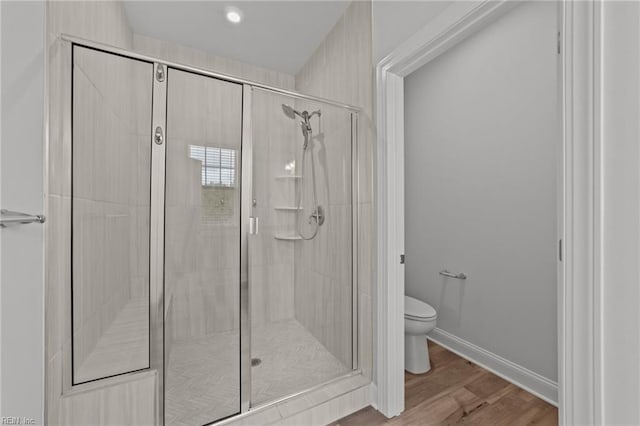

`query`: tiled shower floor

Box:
[165,319,350,426]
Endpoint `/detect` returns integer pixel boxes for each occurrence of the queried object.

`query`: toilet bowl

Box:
[404,296,437,374]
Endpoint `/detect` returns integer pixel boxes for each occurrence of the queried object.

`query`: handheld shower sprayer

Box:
[281,103,324,240]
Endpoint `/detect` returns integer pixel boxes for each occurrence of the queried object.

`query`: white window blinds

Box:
[189,145,236,187]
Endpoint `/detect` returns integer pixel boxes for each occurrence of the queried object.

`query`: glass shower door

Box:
[164,69,243,425]
[71,46,153,385]
[248,87,356,406]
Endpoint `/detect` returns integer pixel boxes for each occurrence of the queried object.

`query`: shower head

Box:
[282,104,298,120]
[282,104,321,121]
[282,104,321,144]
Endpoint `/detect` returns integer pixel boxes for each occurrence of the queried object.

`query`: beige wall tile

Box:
[59,373,156,425]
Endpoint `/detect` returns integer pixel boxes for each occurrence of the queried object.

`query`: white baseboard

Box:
[369,383,378,410]
[427,328,558,406]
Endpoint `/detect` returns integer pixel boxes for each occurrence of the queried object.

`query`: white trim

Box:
[381,1,516,77]
[374,70,405,418]
[559,2,604,424]
[375,0,603,423]
[0,1,3,416]
[368,383,378,411]
[428,329,558,406]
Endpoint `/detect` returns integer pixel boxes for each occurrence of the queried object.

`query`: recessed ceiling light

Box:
[225,7,243,24]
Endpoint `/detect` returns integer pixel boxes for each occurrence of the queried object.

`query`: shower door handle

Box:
[249,216,259,235]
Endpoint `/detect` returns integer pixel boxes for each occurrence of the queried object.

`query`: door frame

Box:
[374,1,603,424]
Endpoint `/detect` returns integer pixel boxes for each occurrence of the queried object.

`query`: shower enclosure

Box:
[67,41,358,425]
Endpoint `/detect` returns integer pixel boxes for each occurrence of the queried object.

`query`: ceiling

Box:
[123,1,350,75]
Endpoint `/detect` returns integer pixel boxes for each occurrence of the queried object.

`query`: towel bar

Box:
[0,209,46,228]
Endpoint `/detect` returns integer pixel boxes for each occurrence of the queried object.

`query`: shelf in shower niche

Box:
[275,175,302,180]
[273,233,303,241]
[273,206,303,211]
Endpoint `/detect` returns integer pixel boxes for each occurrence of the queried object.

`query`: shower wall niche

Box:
[62,41,358,426]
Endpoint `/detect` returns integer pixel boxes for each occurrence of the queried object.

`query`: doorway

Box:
[375,1,599,423]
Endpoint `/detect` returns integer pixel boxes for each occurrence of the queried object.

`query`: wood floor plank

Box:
[450,387,485,415]
[406,370,487,416]
[331,343,558,426]
[388,394,462,426]
[459,390,536,425]
[464,372,512,402]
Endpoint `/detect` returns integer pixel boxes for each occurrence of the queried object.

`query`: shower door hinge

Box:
[400,254,405,264]
[156,64,165,82]
[154,126,164,145]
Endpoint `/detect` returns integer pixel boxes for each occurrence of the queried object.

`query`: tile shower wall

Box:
[294,1,374,379]
[251,90,298,326]
[290,97,354,367]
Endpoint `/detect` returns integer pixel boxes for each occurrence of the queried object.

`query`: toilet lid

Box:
[405,296,437,320]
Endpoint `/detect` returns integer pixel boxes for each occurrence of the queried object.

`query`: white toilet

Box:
[404,295,437,374]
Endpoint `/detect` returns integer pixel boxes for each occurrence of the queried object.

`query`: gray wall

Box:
[601,1,640,422]
[0,1,45,422]
[404,2,559,381]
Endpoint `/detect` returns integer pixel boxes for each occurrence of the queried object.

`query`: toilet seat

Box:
[405,296,437,320]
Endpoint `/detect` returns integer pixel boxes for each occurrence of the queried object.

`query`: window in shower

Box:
[189,145,237,187]
[189,145,238,223]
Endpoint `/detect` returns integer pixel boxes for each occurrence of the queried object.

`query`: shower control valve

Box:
[308,206,325,226]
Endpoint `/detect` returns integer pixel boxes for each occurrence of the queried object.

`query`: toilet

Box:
[404,295,438,374]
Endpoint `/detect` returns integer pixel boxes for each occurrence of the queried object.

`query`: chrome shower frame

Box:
[55,34,361,424]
